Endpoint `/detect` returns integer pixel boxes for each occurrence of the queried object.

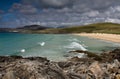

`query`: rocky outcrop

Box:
[69,50,102,61]
[0,49,120,79]
[101,48,120,62]
[69,48,120,62]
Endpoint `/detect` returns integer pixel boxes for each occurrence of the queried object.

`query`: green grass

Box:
[19,22,120,34]
[59,22,120,34]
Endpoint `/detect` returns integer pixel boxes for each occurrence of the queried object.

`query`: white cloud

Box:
[82,10,100,17]
[105,18,120,23]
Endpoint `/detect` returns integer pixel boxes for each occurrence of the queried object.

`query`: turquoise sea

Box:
[0,32,120,61]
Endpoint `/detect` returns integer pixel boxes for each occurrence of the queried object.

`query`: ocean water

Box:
[0,32,120,61]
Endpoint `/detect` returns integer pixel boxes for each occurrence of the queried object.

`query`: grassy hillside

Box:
[35,22,120,34]
[6,22,120,34]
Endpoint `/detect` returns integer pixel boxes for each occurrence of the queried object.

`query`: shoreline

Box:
[74,33,120,43]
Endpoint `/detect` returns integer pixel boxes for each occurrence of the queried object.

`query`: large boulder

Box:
[89,61,104,78]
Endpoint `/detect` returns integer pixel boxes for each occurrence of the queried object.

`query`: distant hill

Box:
[36,22,120,34]
[1,22,120,34]
[0,28,13,32]
[17,25,50,30]
[0,25,51,33]
[60,22,120,34]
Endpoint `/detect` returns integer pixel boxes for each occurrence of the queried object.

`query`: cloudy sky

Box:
[0,0,120,28]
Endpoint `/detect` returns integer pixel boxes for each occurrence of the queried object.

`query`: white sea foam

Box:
[38,42,45,46]
[65,42,87,51]
[113,43,120,47]
[20,49,25,53]
[74,53,86,58]
[82,44,88,48]
[68,38,80,42]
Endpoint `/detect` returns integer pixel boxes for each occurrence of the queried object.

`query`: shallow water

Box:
[0,32,120,61]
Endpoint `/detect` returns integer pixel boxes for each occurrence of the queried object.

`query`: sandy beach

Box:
[74,33,120,43]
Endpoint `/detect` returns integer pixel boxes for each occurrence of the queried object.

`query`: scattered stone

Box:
[115,74,120,79]
[0,48,120,79]
[89,61,103,78]
[2,71,16,79]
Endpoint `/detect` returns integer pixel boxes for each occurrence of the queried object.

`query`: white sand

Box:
[74,33,120,43]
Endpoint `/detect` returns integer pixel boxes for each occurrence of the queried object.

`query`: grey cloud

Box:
[19,5,38,14]
[1,0,120,28]
[71,0,120,12]
[42,0,71,7]
[5,5,120,27]
[20,0,120,13]
[9,3,22,12]
[0,10,4,14]
[9,3,38,14]
[11,3,22,10]
[21,0,73,8]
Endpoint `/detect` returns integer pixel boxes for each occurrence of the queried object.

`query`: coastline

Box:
[1,32,120,78]
[74,33,120,43]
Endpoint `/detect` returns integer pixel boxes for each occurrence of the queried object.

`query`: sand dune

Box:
[74,33,120,43]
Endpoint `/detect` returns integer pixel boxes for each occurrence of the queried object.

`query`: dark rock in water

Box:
[69,50,102,61]
[101,48,120,62]
[109,48,120,61]
[10,55,23,59]
[68,56,94,62]
[27,57,49,62]
[0,56,23,63]
[0,49,120,79]
[69,48,120,62]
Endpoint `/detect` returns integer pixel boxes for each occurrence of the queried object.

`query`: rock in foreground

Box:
[0,49,120,79]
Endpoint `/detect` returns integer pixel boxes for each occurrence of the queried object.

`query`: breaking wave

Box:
[64,42,87,51]
[38,42,45,46]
